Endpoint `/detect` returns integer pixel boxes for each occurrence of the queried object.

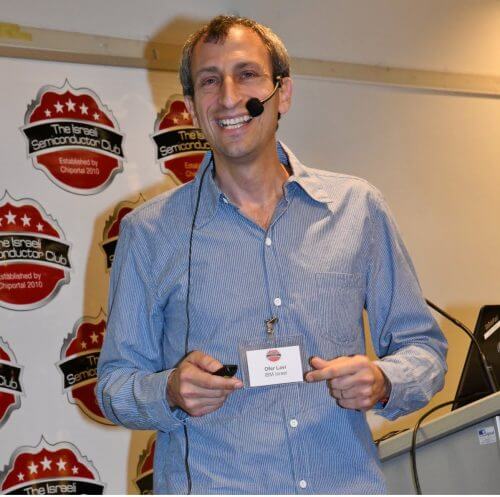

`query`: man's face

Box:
[185,25,292,164]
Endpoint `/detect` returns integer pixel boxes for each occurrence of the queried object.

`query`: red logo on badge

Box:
[0,337,24,428]
[134,434,156,494]
[56,310,112,425]
[151,96,210,183]
[0,192,72,310]
[22,80,125,195]
[0,438,105,494]
[266,349,281,362]
[101,195,145,271]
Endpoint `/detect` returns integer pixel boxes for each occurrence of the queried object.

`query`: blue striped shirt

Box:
[97,142,447,494]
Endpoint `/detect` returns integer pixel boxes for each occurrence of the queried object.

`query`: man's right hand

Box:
[167,350,243,417]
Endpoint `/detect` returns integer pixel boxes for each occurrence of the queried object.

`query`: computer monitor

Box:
[453,305,500,410]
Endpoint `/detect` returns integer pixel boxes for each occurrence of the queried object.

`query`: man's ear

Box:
[184,95,199,127]
[278,77,293,116]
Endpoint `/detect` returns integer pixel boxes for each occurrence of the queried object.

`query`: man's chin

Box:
[213,142,256,162]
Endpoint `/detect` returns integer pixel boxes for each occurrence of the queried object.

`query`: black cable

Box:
[410,392,487,494]
[373,428,409,446]
[426,299,499,394]
[183,158,212,495]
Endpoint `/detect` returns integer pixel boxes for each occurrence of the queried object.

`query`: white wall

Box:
[280,76,500,434]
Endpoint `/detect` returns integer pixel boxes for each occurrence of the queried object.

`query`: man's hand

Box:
[167,351,243,417]
[305,355,390,411]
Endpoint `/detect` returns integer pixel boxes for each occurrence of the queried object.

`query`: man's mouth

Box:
[216,115,253,129]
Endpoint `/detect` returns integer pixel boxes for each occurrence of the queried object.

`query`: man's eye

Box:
[201,77,218,87]
[240,71,258,80]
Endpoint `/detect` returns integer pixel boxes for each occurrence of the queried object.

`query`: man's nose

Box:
[219,77,241,108]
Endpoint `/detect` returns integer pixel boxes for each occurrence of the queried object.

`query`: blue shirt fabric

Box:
[97,142,447,494]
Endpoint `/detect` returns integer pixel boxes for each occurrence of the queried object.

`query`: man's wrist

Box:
[379,368,392,406]
[166,368,177,409]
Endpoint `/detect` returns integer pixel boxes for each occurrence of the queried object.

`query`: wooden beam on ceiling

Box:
[1,22,499,98]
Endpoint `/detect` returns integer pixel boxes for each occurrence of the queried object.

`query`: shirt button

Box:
[290,419,298,428]
[273,297,281,307]
[299,480,307,489]
[265,237,272,246]
[222,197,228,204]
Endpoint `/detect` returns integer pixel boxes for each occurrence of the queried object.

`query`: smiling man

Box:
[97,15,447,494]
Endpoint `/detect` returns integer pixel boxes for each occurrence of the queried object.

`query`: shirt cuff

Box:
[164,368,189,423]
[371,359,407,420]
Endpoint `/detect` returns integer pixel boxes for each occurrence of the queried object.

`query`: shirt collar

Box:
[278,142,332,204]
[191,141,332,228]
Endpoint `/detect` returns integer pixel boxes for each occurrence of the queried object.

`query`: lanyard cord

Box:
[183,157,212,494]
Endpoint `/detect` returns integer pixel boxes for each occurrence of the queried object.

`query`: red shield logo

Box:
[100,195,145,271]
[0,337,24,428]
[151,96,210,183]
[56,310,112,425]
[0,437,105,494]
[0,192,72,310]
[21,80,125,195]
[134,434,156,494]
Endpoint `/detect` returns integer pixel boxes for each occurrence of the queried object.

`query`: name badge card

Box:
[239,334,306,388]
[246,345,304,387]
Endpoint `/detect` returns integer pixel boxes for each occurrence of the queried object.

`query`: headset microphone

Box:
[246,76,282,118]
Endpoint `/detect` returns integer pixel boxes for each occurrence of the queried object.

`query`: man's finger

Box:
[182,366,242,390]
[305,356,342,382]
[330,384,373,400]
[180,384,233,400]
[329,369,373,391]
[305,367,335,382]
[186,350,223,373]
[306,355,370,382]
[309,356,330,369]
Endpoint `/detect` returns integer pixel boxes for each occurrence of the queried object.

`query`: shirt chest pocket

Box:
[314,272,365,344]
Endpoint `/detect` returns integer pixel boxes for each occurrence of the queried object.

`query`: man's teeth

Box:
[217,115,252,129]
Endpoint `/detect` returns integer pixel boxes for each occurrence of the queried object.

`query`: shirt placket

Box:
[264,196,312,494]
[282,385,312,494]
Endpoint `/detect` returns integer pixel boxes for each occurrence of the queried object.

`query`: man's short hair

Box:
[180,15,290,97]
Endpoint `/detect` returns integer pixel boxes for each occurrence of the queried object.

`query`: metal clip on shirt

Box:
[265,316,278,335]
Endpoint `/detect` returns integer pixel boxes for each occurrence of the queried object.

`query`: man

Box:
[97,15,447,494]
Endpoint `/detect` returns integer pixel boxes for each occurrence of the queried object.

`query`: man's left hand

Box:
[305,355,390,411]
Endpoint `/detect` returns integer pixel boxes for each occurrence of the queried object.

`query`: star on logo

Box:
[54,101,64,113]
[90,332,99,344]
[71,466,79,475]
[173,117,179,124]
[27,461,38,475]
[56,458,67,471]
[21,214,31,227]
[40,456,52,471]
[66,99,76,112]
[17,473,25,482]
[44,109,52,118]
[80,103,88,115]
[181,111,190,120]
[36,222,44,232]
[80,341,87,350]
[5,211,16,224]
[93,112,100,120]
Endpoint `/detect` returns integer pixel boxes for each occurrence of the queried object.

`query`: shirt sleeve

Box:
[96,215,186,431]
[365,190,448,420]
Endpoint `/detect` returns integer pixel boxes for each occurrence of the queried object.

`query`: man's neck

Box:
[213,143,290,230]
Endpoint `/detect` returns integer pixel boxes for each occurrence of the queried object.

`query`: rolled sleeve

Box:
[96,217,185,432]
[366,191,448,419]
